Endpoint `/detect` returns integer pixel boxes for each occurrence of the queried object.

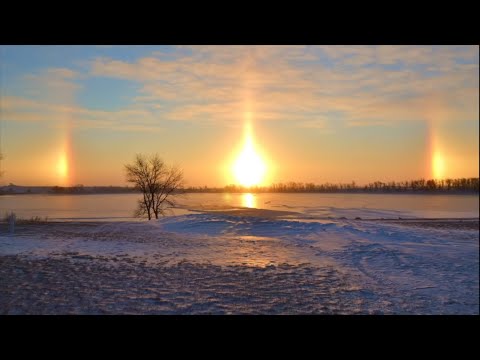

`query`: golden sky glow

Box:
[56,152,68,184]
[1,46,478,186]
[432,152,445,180]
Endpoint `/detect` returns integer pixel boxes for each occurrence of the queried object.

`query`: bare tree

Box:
[125,154,184,220]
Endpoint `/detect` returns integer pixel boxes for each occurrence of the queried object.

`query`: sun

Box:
[233,134,266,187]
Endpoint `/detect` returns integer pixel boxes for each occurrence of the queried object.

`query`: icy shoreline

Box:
[0,216,478,314]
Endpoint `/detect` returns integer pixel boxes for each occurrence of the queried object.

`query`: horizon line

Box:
[2,176,479,189]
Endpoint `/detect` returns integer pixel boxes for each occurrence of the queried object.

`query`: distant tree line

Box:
[2,177,478,196]
[185,177,479,194]
[1,184,137,195]
[49,185,138,194]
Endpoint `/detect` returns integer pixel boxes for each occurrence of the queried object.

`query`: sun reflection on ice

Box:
[242,193,256,208]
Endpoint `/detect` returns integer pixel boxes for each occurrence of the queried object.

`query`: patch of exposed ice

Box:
[155,213,329,238]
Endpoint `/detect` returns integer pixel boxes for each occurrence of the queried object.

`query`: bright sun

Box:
[233,134,266,187]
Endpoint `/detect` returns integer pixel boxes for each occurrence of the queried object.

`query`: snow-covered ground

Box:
[0,212,478,314]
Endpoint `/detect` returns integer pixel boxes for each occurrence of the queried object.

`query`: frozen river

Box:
[1,192,478,221]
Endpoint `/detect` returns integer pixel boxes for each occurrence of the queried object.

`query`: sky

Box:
[0,45,478,187]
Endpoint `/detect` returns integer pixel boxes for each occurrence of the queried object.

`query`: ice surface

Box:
[2,193,478,221]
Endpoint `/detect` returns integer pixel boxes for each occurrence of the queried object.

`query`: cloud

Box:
[20,67,81,105]
[2,64,166,132]
[89,46,477,127]
[4,46,478,133]
[296,118,332,130]
[1,96,163,133]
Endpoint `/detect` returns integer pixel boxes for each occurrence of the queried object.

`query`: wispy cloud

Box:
[2,96,163,133]
[4,46,478,132]
[20,67,81,105]
[87,45,478,128]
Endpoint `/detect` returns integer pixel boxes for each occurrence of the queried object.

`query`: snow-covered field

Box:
[0,211,478,314]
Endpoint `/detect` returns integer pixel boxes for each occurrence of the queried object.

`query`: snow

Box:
[0,212,478,314]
